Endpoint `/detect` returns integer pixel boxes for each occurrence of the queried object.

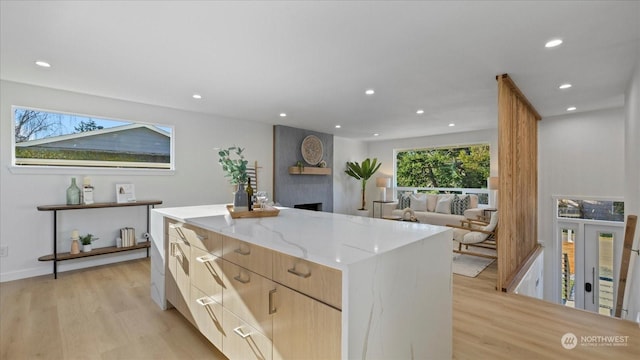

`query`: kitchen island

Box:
[150,205,452,359]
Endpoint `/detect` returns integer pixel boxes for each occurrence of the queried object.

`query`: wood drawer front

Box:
[190,286,223,349]
[191,247,224,298]
[222,260,274,339]
[222,308,272,360]
[222,236,272,278]
[273,252,342,310]
[184,224,222,254]
[167,238,194,325]
[170,223,222,255]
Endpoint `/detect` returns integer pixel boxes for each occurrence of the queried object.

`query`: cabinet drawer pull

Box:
[233,326,251,339]
[175,227,189,243]
[233,273,250,284]
[196,234,208,241]
[288,266,311,278]
[196,255,216,263]
[196,296,215,306]
[269,289,277,314]
[234,247,251,256]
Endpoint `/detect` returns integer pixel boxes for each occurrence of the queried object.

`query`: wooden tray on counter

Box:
[226,205,280,219]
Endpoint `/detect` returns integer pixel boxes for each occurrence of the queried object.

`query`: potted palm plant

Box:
[345,158,382,212]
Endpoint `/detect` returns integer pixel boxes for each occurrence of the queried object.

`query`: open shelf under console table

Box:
[37,200,162,279]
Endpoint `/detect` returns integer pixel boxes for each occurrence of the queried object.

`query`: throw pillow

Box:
[409,193,427,211]
[396,193,412,209]
[451,195,470,215]
[435,197,452,214]
[426,194,438,212]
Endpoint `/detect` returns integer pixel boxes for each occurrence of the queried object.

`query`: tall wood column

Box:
[497,74,541,291]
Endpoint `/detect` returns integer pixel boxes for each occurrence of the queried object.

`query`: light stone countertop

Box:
[155,204,450,270]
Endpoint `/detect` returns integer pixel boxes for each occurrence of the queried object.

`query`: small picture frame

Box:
[116,183,136,203]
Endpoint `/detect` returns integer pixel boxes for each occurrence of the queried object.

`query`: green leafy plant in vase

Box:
[345,158,382,211]
[79,233,98,253]
[218,146,249,211]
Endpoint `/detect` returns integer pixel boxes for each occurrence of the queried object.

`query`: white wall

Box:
[367,129,499,200]
[0,80,273,281]
[333,137,367,215]
[538,107,626,303]
[514,249,544,299]
[624,61,640,322]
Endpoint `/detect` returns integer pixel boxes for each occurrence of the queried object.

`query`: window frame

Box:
[10,105,176,175]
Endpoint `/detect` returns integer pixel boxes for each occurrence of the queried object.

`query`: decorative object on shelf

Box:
[217,146,250,211]
[66,177,81,205]
[226,204,279,219]
[376,176,391,201]
[301,135,323,165]
[70,229,80,254]
[294,160,305,173]
[345,158,382,210]
[120,227,136,247]
[116,183,136,203]
[318,160,327,168]
[79,233,98,252]
[82,177,94,205]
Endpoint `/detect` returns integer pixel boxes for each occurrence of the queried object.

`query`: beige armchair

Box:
[447,211,498,259]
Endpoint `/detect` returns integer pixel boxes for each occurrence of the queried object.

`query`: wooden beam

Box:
[615,214,638,318]
[496,74,542,120]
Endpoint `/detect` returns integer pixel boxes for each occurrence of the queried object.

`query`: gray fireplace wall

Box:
[273,125,333,212]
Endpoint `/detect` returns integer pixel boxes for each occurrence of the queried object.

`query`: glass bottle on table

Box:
[246,178,254,211]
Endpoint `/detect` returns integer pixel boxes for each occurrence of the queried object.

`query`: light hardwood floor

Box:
[1,259,638,359]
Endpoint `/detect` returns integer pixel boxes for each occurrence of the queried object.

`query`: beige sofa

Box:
[381,193,483,227]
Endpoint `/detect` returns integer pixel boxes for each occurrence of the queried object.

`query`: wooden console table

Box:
[37,200,162,278]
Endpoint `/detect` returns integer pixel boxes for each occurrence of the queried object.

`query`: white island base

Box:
[150,205,452,359]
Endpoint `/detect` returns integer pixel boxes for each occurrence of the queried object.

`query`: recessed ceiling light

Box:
[35,60,51,68]
[279,113,287,117]
[373,133,379,137]
[448,123,455,127]
[545,39,563,48]
[567,106,577,111]
[416,109,424,114]
[365,89,375,95]
[192,94,202,99]
[559,83,572,89]
[335,125,341,129]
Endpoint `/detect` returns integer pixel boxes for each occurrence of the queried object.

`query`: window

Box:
[396,144,490,188]
[395,144,491,204]
[12,106,174,170]
[557,198,624,222]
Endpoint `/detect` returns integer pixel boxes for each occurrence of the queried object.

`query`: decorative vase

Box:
[233,183,249,211]
[70,239,80,254]
[82,244,92,252]
[66,177,81,205]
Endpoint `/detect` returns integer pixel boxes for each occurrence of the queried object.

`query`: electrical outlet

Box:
[0,246,7,257]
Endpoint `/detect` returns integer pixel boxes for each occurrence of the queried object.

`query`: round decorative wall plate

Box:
[301,135,323,165]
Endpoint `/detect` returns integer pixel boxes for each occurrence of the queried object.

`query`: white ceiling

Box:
[1,1,639,140]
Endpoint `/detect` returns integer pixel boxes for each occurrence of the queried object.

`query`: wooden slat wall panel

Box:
[497,74,540,291]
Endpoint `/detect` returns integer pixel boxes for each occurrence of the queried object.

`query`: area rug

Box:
[452,246,496,277]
